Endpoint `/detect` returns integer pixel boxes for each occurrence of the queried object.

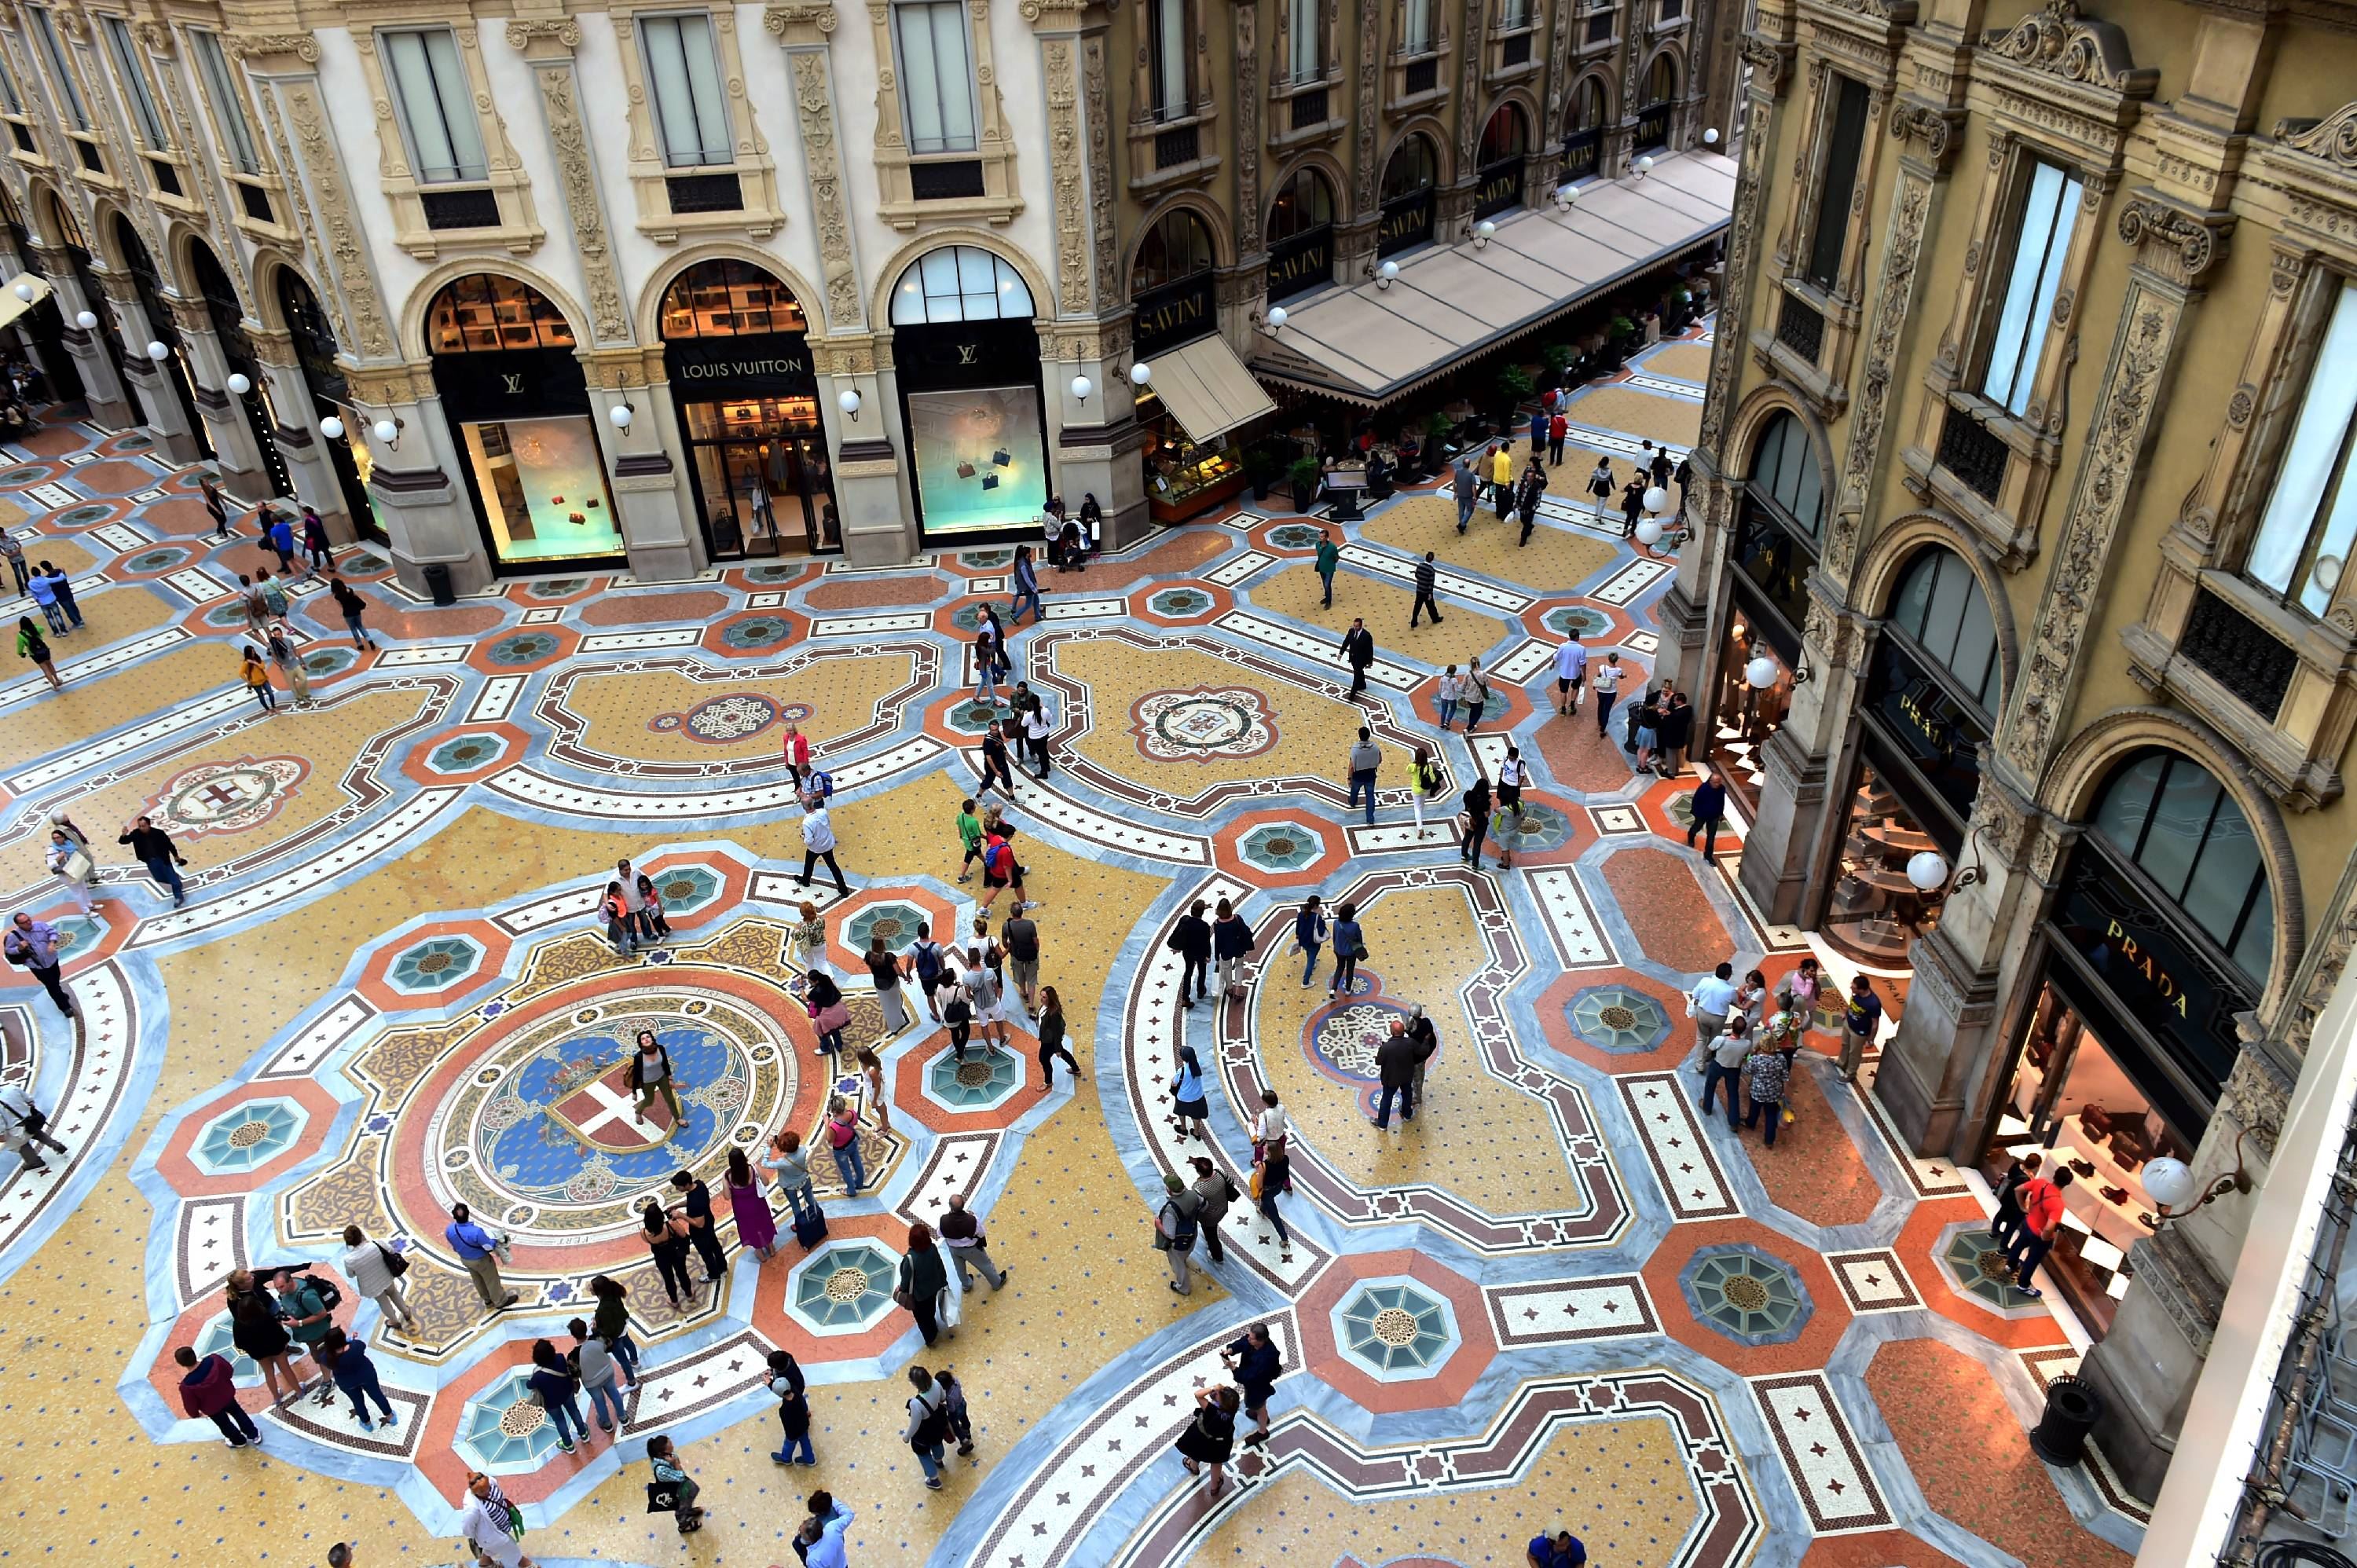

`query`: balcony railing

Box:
[1153,123,1199,170]
[1937,404,2009,504]
[910,159,986,200]
[237,182,273,224]
[1501,31,1532,65]
[2180,587,2299,721]
[1403,57,1437,94]
[1585,11,1613,43]
[665,172,743,213]
[1775,295,1824,366]
[1290,87,1329,131]
[420,187,500,231]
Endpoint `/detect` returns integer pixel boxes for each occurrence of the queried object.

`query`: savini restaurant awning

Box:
[1145,332,1276,442]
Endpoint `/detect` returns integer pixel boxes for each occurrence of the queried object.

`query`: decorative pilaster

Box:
[241,37,398,361]
[1025,0,1096,314]
[508,21,629,346]
[767,5,866,332]
[1233,0,1263,258]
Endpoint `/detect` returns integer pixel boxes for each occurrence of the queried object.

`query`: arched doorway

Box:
[1130,207,1217,356]
[1266,167,1336,302]
[1714,410,1825,806]
[887,245,1048,543]
[426,273,620,570]
[1561,77,1607,183]
[1985,746,2275,1329]
[1824,545,2002,964]
[659,257,836,559]
[275,269,384,542]
[189,242,290,498]
[113,214,208,457]
[1635,54,1676,152]
[1,192,79,405]
[1377,133,1439,257]
[1475,104,1529,219]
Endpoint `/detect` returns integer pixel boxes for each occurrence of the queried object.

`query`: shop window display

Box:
[461,416,625,564]
[1824,751,1942,964]
[1710,620,1790,812]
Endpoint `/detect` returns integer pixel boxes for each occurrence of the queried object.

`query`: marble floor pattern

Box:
[0,332,2148,1567]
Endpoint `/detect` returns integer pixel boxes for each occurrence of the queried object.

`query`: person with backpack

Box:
[340,1224,420,1335]
[273,1266,340,1405]
[1585,456,1615,524]
[255,567,291,625]
[223,1268,309,1405]
[174,1343,260,1448]
[599,880,636,957]
[797,800,852,899]
[977,825,1033,915]
[903,1365,954,1489]
[1002,908,1043,1015]
[1328,900,1365,998]
[1211,898,1252,998]
[1292,895,1329,987]
[1175,1385,1241,1489]
[907,918,949,1023]
[0,1080,67,1175]
[767,1347,816,1465]
[1189,1156,1237,1264]
[1151,1172,1203,1295]
[647,1435,707,1535]
[896,1222,955,1346]
[569,1317,625,1434]
[317,1326,396,1431]
[956,941,1014,1055]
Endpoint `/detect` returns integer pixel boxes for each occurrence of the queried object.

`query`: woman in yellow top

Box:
[1489,441,1514,521]
[241,645,277,713]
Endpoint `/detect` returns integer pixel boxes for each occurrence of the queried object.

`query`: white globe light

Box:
[1637,156,1655,174]
[225,372,251,396]
[1634,518,1663,546]
[146,339,170,361]
[1744,655,1778,690]
[837,388,861,416]
[1906,850,1951,892]
[372,419,398,444]
[1069,374,1092,401]
[318,416,345,441]
[10,281,31,302]
[1643,485,1668,514]
[1130,361,1153,387]
[1379,260,1400,281]
[608,403,633,430]
[1265,306,1287,330]
[2143,1156,2198,1211]
[1475,220,1496,240]
[1703,127,1721,146]
[73,310,97,330]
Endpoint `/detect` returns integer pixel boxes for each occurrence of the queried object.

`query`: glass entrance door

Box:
[683,397,837,558]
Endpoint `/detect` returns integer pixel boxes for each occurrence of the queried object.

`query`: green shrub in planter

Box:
[1288,457,1325,508]
[1541,343,1574,376]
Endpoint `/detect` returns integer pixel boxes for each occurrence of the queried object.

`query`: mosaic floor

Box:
[0,332,2148,1566]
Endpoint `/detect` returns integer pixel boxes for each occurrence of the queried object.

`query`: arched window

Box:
[2091,749,2275,987]
[1130,208,1215,295]
[1886,548,2000,714]
[1644,53,1677,107]
[1635,53,1676,151]
[427,273,576,354]
[1477,103,1527,169]
[1380,134,1438,203]
[275,269,345,398]
[1267,167,1334,245]
[1566,77,1605,138]
[890,245,1034,325]
[1747,411,1824,539]
[659,258,807,339]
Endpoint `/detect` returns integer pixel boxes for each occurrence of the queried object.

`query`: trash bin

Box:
[422,561,456,607]
[2029,1374,2104,1467]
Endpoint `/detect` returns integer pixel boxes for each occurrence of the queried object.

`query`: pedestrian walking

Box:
[1021,691,1053,777]
[1529,1528,1590,1567]
[797,800,852,897]
[827,1095,867,1194]
[1337,617,1376,698]
[1516,461,1544,547]
[459,1471,537,1568]
[1700,1015,1752,1128]
[1315,529,1340,607]
[2007,1167,2077,1298]
[174,1343,260,1448]
[1171,1044,1212,1143]
[764,1346,816,1464]
[1452,451,1479,533]
[445,1202,518,1313]
[1552,632,1587,715]
[275,630,314,708]
[1211,897,1252,998]
[340,1224,420,1334]
[1176,1386,1241,1489]
[1329,899,1364,997]
[42,829,90,914]
[1222,1322,1282,1445]
[797,1494,856,1566]
[1410,551,1442,626]
[0,1080,67,1175]
[241,645,277,713]
[1408,1003,1440,1106]
[627,1028,683,1130]
[1496,745,1529,819]
[16,614,57,688]
[3,911,75,1017]
[856,1046,893,1138]
[896,1222,957,1346]
[567,1317,626,1434]
[255,568,290,624]
[1548,409,1567,467]
[1649,441,1674,493]
[976,721,1017,797]
[979,822,1036,914]
[956,939,1014,1053]
[1252,1090,1288,1158]
[1189,1155,1235,1264]
[588,1273,642,1380]
[1171,896,1212,1008]
[266,511,298,573]
[862,935,913,1034]
[1292,895,1328,987]
[319,1327,397,1431]
[1436,664,1464,728]
[1461,655,1490,734]
[1458,777,1493,866]
[1408,745,1445,840]
[1490,441,1514,520]
[1990,1152,2044,1249]
[119,815,189,907]
[938,1190,1009,1294]
[198,471,233,538]
[300,507,332,575]
[1585,456,1615,523]
[329,578,379,651]
[1255,1137,1295,1262]
[1152,1171,1203,1294]
[672,1167,730,1283]
[1346,726,1381,827]
[727,1145,779,1262]
[1008,544,1044,625]
[1591,651,1624,736]
[904,1365,954,1489]
[1618,478,1648,540]
[1838,976,1882,1083]
[1686,961,1739,1071]
[1036,985,1080,1088]
[1373,1017,1422,1129]
[1003,907,1042,1013]
[954,799,985,882]
[0,526,27,595]
[938,1365,977,1456]
[647,1436,709,1534]
[640,1198,698,1310]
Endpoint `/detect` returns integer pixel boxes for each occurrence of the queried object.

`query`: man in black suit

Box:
[1337,617,1376,697]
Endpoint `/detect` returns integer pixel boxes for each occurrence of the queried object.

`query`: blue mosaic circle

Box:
[1543,606,1614,639]
[742,562,801,584]
[959,548,1014,569]
[945,697,1009,735]
[53,504,112,527]
[791,1241,898,1329]
[456,1368,563,1469]
[427,732,510,773]
[48,914,106,961]
[928,1044,1022,1108]
[192,1097,305,1175]
[488,632,561,665]
[338,550,390,574]
[948,603,989,632]
[1147,588,1213,617]
[302,647,359,678]
[389,936,485,995]
[1306,998,1410,1083]
[643,864,724,916]
[112,433,153,451]
[720,617,793,650]
[0,466,46,485]
[1238,821,1325,871]
[192,1313,260,1383]
[205,600,253,628]
[1941,1227,2043,1311]
[1336,1281,1455,1375]
[1269,523,1325,550]
[1679,1244,1813,1346]
[526,578,587,599]
[845,900,927,955]
[129,546,191,572]
[1567,985,1672,1053]
[1491,800,1573,851]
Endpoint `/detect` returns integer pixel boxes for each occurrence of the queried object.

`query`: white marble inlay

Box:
[1488,1278,1655,1345]
[808,612,930,637]
[160,566,233,603]
[1589,558,1672,606]
[1750,1373,1891,1533]
[579,628,702,651]
[1219,611,1422,687]
[0,629,185,712]
[1338,544,1532,611]
[1618,1073,1736,1220]
[467,676,525,724]
[375,643,473,668]
[1204,550,1275,586]
[1528,867,1615,969]
[259,995,379,1079]
[1041,596,1128,621]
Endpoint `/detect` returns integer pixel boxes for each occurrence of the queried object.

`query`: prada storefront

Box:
[1981,747,2272,1333]
[426,273,623,570]
[660,259,837,559]
[889,246,1051,544]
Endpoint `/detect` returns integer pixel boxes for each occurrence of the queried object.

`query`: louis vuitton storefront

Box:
[888,246,1052,544]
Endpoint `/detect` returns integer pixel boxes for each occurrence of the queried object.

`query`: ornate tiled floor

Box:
[0,332,2148,1566]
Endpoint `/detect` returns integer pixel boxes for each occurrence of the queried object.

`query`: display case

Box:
[1146,432,1246,523]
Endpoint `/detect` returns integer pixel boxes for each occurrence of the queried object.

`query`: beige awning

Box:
[1146,332,1276,443]
[0,273,51,333]
[1247,149,1736,405]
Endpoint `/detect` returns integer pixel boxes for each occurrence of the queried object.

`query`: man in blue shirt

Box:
[1687,961,1740,1072]
[796,1491,854,1568]
[444,1201,518,1313]
[3,912,75,1017]
[1527,1529,1587,1567]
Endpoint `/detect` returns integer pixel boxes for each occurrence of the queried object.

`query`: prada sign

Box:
[1133,273,1215,357]
[1861,635,1989,830]
[663,333,818,397]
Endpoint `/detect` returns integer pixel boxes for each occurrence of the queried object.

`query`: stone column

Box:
[100,280,203,465]
[817,336,914,565]
[33,249,133,430]
[168,299,269,493]
[1048,322,1150,548]
[347,365,497,595]
[249,328,358,535]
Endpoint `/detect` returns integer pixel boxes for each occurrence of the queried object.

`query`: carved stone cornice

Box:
[504,18,583,58]
[130,20,173,57]
[1886,97,1963,173]
[1978,0,2156,99]
[1739,31,1794,99]
[1810,0,1917,20]
[228,34,320,66]
[765,1,841,35]
[2274,102,2357,169]
[2117,191,2233,288]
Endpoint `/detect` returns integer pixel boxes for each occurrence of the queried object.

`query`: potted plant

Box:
[1494,363,1537,427]
[1243,440,1285,502]
[1541,343,1575,379]
[1602,314,1637,370]
[1288,456,1325,512]
[1421,411,1457,475]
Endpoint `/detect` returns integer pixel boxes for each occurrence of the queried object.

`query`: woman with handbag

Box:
[1328,901,1365,998]
[1175,1386,1241,1489]
[895,1222,954,1346]
[806,970,850,1057]
[725,1145,779,1262]
[1254,1138,1295,1264]
[225,1268,311,1406]
[640,1199,697,1311]
[826,1096,867,1195]
[43,829,91,914]
[587,1274,641,1379]
[339,1224,420,1334]
[526,1338,591,1455]
[1171,1046,1212,1144]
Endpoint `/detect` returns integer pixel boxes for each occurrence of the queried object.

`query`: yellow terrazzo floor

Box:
[558,653,918,764]
[1362,495,1619,590]
[1248,562,1519,669]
